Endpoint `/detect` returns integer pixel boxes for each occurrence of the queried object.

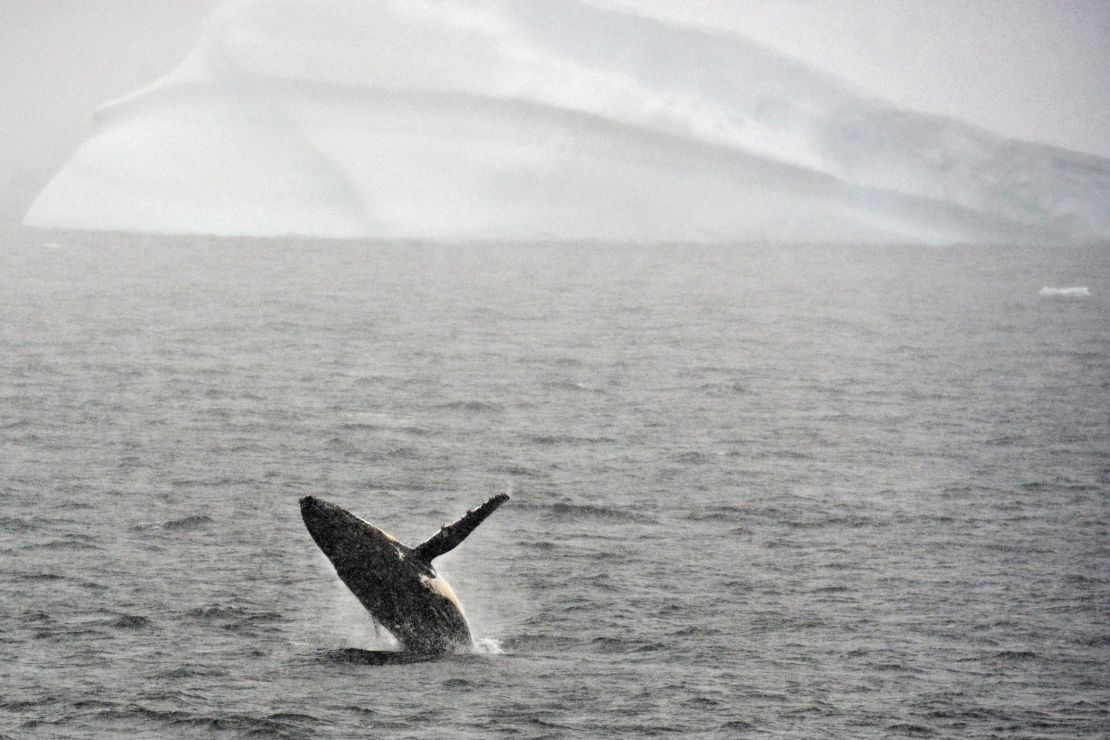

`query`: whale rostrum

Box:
[300,493,510,652]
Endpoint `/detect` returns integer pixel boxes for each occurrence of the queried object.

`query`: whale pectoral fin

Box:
[413,493,510,563]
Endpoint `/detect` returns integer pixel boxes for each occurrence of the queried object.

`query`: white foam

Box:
[24,0,1110,244]
[470,636,504,655]
[1039,286,1091,296]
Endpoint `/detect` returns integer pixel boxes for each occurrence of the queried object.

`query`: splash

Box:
[316,557,402,651]
[26,0,1110,244]
[470,636,504,655]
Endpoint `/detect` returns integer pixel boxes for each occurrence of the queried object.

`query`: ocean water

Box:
[2,233,1107,738]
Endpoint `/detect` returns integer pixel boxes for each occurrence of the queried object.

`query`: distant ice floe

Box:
[1039,286,1090,297]
[24,0,1110,244]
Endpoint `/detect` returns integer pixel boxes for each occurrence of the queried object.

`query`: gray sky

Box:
[3,0,1108,227]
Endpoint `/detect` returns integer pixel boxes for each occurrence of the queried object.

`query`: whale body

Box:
[300,493,509,652]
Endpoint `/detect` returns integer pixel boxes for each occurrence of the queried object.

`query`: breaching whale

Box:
[300,493,509,653]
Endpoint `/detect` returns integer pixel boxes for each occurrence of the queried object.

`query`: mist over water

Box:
[2,234,1107,737]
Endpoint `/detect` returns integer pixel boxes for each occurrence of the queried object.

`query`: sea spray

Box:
[317,554,402,651]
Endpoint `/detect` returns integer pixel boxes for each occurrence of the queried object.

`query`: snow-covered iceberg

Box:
[24,0,1110,243]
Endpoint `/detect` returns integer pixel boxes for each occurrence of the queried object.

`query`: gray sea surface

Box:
[2,233,1108,738]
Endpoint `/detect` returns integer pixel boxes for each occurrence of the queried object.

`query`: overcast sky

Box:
[3,0,1108,226]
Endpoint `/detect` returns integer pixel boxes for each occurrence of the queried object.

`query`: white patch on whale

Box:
[419,572,464,612]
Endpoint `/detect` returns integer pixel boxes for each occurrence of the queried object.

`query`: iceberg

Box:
[1039,286,1090,297]
[24,0,1110,244]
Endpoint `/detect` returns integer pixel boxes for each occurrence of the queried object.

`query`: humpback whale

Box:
[300,493,509,653]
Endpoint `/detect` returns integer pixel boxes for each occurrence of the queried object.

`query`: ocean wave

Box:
[535,502,658,524]
[541,380,606,394]
[169,477,258,490]
[672,450,715,464]
[1060,573,1107,586]
[784,515,875,530]
[45,706,326,738]
[383,446,422,459]
[696,381,750,395]
[337,421,388,431]
[154,665,228,680]
[488,464,546,479]
[684,505,745,522]
[591,635,665,654]
[108,614,153,630]
[33,626,106,641]
[54,501,94,511]
[884,722,935,737]
[440,678,474,689]
[324,436,363,455]
[529,434,618,446]
[339,420,434,436]
[162,514,214,531]
[315,648,438,666]
[16,573,66,582]
[991,649,1039,661]
[719,719,758,732]
[434,400,504,413]
[499,633,581,652]
[220,612,286,632]
[20,610,54,624]
[352,374,395,386]
[185,603,250,620]
[185,603,285,635]
[21,534,101,551]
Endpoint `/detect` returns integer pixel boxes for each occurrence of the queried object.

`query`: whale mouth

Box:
[300,496,338,539]
[299,496,319,521]
[300,495,335,519]
[300,496,354,562]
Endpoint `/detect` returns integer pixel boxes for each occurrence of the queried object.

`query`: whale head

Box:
[300,495,409,568]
